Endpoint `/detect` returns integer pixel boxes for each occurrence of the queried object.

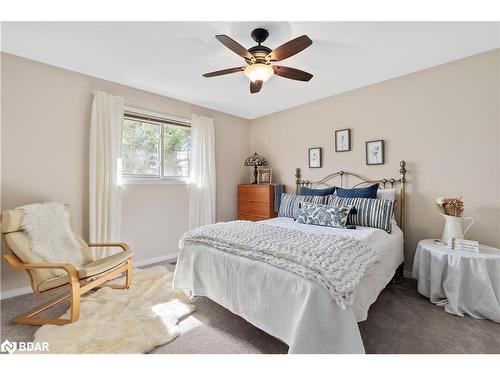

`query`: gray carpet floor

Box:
[1,262,499,354]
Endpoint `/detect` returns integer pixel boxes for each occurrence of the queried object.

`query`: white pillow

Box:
[377,188,397,201]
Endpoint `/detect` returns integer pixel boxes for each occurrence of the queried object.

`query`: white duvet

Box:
[173,217,404,354]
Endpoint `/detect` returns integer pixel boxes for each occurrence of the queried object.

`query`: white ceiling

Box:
[2,22,499,119]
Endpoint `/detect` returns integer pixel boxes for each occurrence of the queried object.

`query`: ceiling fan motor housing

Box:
[247,28,273,64]
[247,45,272,63]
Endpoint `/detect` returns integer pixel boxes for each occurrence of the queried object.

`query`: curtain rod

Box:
[124,105,191,127]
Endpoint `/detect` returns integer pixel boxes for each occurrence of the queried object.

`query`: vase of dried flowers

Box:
[435,197,474,246]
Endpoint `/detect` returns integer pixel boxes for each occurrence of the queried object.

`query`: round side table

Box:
[412,239,500,323]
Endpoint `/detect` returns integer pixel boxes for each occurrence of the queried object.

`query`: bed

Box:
[173,161,407,353]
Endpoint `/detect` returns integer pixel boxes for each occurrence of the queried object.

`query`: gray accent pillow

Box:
[278,193,326,219]
[296,202,354,228]
[327,196,395,233]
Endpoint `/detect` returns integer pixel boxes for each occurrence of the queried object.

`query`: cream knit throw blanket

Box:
[179,221,379,308]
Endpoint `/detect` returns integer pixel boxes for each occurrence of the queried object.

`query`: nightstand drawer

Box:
[238,185,271,203]
[238,200,270,216]
[238,213,268,222]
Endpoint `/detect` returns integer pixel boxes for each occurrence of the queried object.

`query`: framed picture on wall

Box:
[258,168,272,184]
[335,128,351,152]
[366,140,385,165]
[308,147,322,168]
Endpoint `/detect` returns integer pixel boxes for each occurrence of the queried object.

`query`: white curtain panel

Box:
[189,114,216,229]
[89,91,124,257]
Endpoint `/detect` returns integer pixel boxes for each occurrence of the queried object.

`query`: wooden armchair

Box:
[1,207,133,326]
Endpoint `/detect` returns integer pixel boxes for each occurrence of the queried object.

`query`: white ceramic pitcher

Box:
[440,213,474,246]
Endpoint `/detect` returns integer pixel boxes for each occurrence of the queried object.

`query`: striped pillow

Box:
[327,196,394,233]
[278,193,326,219]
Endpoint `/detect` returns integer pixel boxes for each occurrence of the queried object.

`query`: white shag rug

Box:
[33,266,195,354]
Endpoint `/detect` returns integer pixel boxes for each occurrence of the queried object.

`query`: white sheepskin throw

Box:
[33,266,196,354]
[20,202,84,276]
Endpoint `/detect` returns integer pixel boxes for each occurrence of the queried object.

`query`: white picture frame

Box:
[258,168,272,184]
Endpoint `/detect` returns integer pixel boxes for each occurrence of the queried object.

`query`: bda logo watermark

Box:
[1,339,16,354]
[1,339,49,354]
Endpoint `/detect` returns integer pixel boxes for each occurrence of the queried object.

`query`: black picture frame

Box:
[365,140,385,165]
[335,128,351,152]
[308,147,322,168]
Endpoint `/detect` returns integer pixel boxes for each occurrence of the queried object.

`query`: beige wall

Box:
[250,49,500,271]
[1,52,250,293]
[2,49,499,293]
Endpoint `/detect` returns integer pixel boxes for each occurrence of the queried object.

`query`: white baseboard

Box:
[0,286,33,300]
[0,252,179,300]
[134,252,179,267]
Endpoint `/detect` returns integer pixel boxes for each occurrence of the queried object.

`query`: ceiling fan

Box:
[203,28,313,94]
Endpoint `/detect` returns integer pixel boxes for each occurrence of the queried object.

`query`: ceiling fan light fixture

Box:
[244,63,274,83]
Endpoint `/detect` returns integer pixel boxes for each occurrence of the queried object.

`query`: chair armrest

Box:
[87,242,130,252]
[4,254,79,279]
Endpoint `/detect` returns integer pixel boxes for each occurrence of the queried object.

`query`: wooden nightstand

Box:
[238,184,277,221]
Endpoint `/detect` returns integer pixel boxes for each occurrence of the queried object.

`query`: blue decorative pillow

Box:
[336,183,379,199]
[296,202,354,228]
[327,196,394,233]
[278,193,326,219]
[300,186,336,196]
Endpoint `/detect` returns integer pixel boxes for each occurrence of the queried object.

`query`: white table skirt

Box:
[412,239,500,323]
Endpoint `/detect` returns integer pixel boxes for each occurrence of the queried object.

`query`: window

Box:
[121,111,191,182]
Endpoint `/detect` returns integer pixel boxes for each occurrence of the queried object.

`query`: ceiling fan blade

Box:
[272,65,313,81]
[267,35,312,62]
[203,67,246,78]
[215,35,255,62]
[250,80,263,94]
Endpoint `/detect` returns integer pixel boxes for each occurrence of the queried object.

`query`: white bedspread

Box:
[173,217,403,353]
[180,221,380,308]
